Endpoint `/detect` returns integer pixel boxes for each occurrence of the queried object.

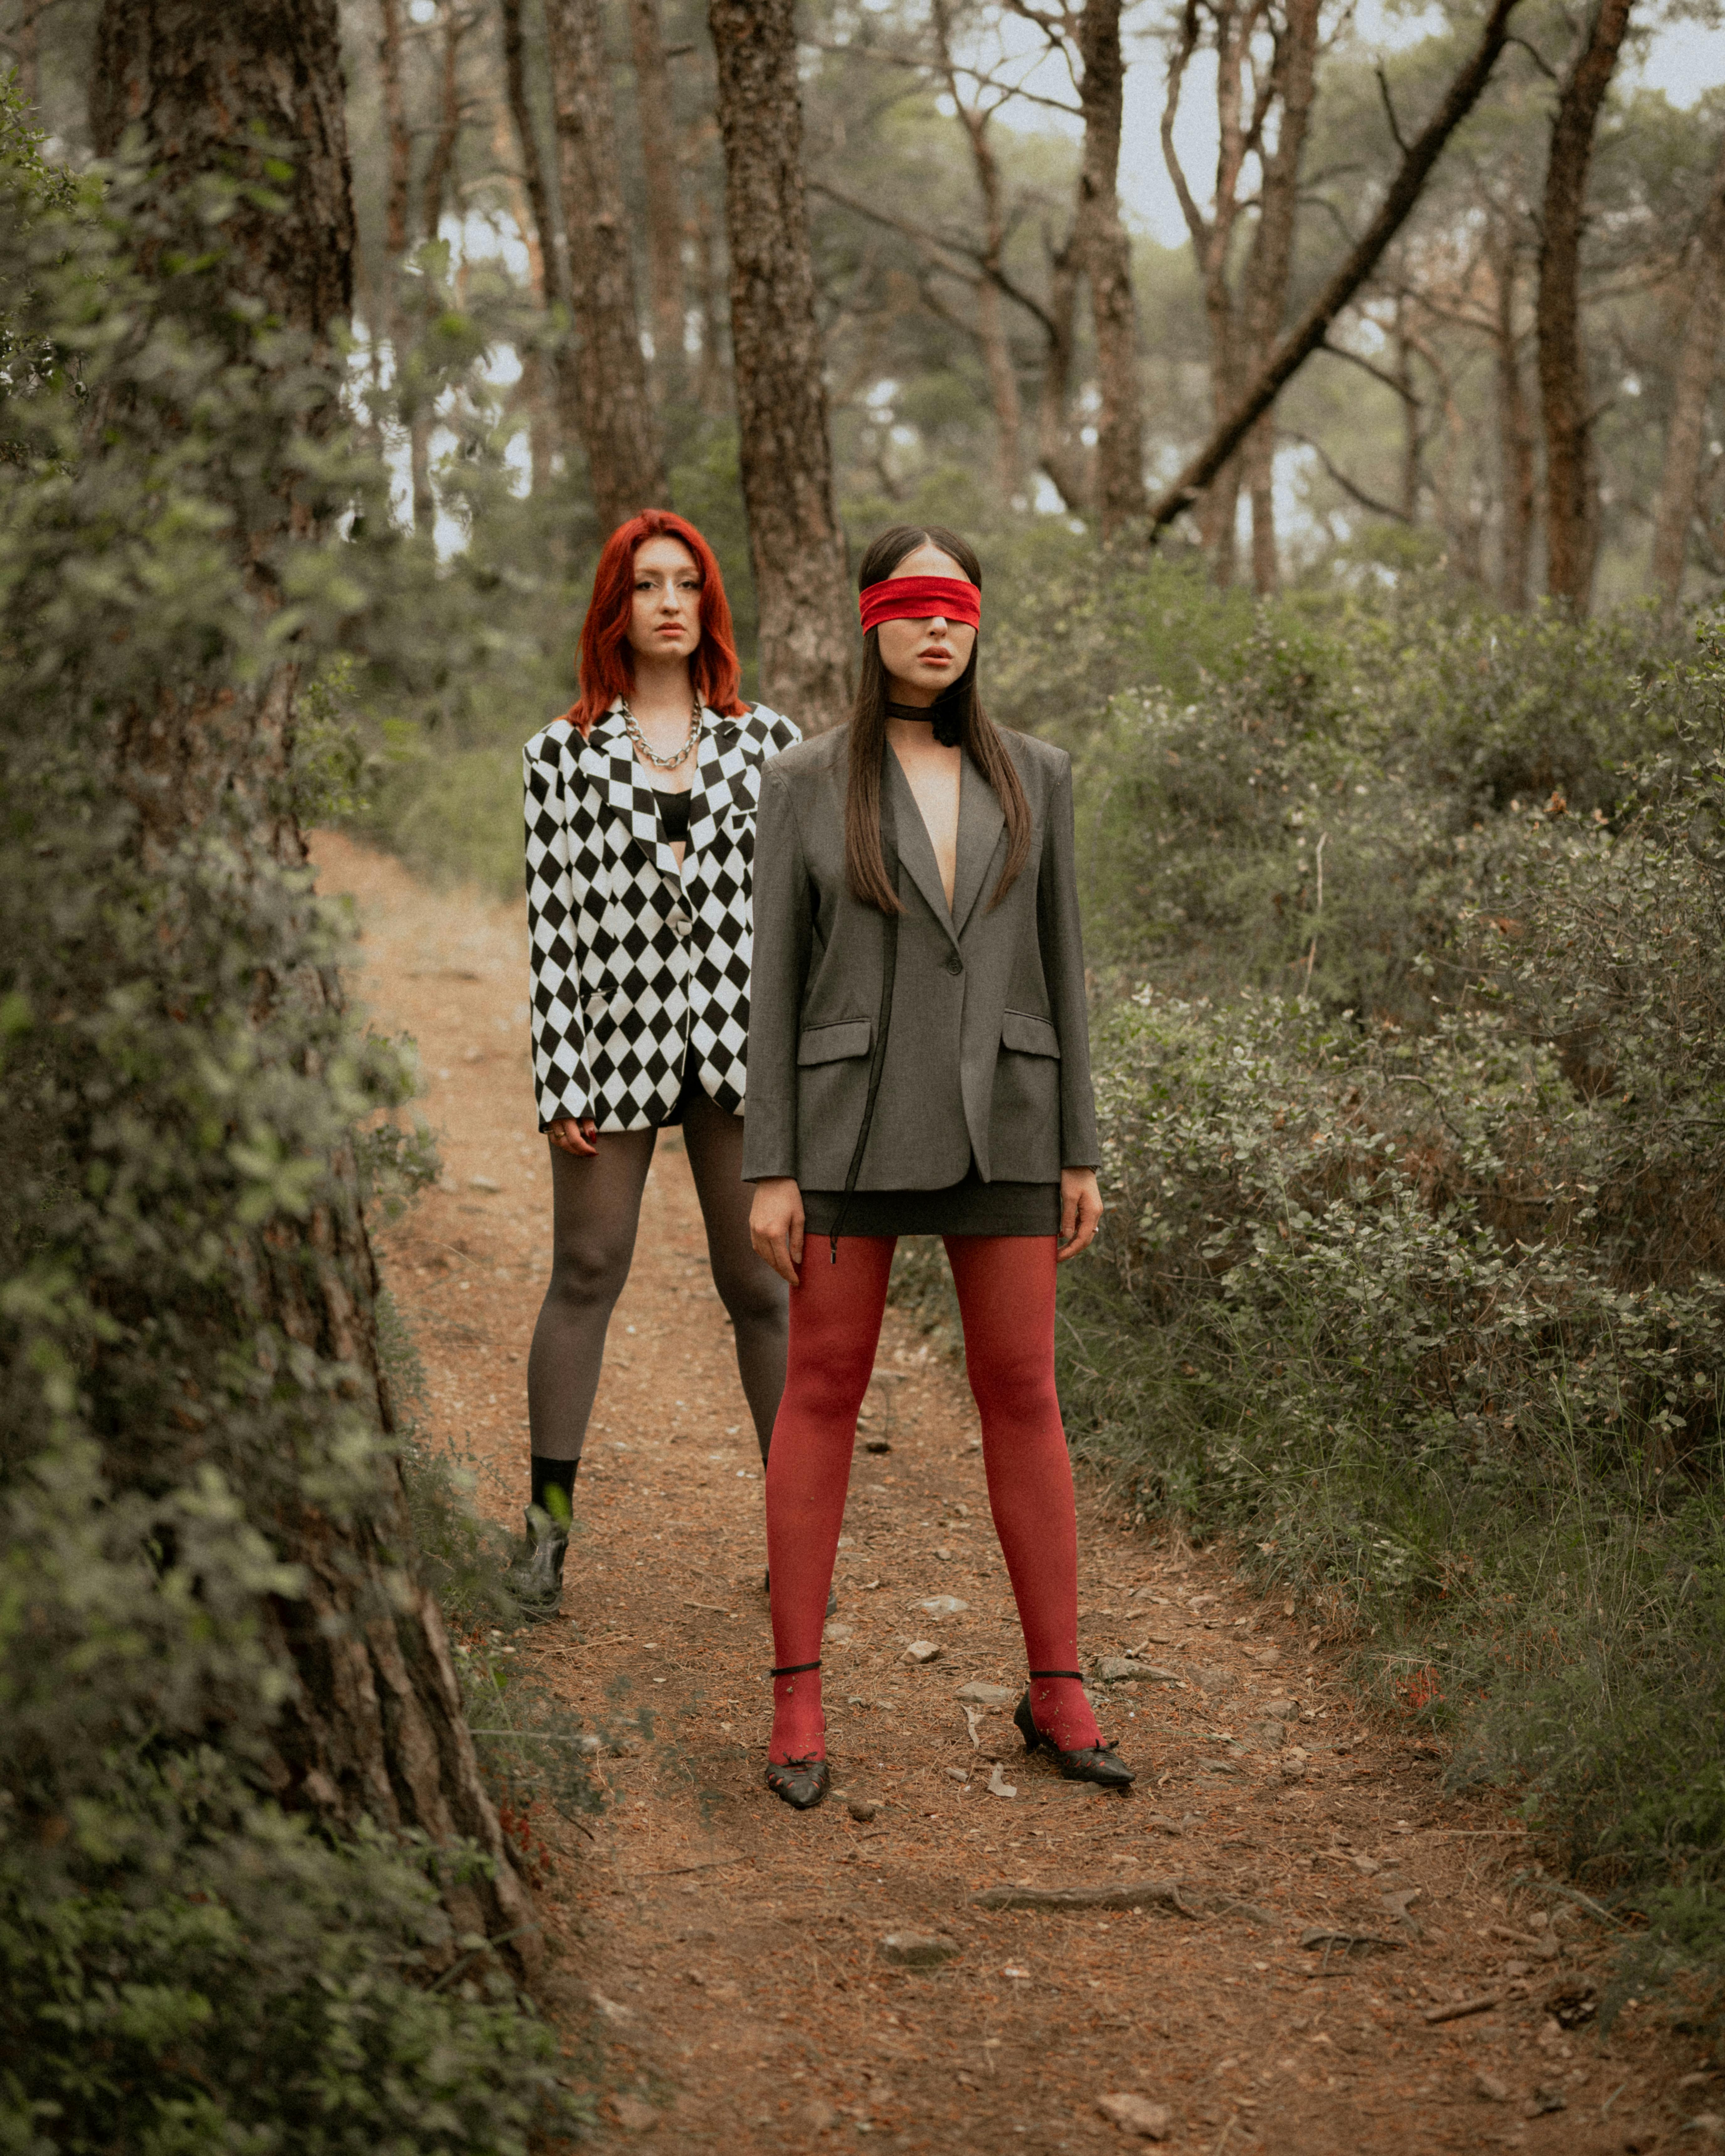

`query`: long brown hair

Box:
[844,525,1031,914]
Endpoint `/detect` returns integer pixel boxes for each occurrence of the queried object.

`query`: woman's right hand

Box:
[750,1177,805,1287]
[548,1116,599,1158]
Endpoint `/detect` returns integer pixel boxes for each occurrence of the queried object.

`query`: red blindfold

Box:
[858,575,982,636]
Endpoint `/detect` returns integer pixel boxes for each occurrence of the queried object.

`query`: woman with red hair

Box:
[508,510,801,1618]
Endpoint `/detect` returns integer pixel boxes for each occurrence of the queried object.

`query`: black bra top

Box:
[656,787,691,843]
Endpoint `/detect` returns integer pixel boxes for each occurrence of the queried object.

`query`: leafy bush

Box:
[1070,590,1696,1011]
[1060,623,1725,1996]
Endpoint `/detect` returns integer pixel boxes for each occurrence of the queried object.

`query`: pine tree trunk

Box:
[692,175,728,416]
[543,0,668,533]
[1244,416,1277,594]
[628,0,687,402]
[976,271,1024,500]
[1651,131,1725,617]
[1236,0,1321,592]
[1394,301,1422,522]
[16,0,39,104]
[88,0,541,1980]
[1537,0,1634,612]
[420,0,469,245]
[1492,233,1536,610]
[1075,0,1146,537]
[497,0,562,492]
[499,0,561,300]
[708,0,853,730]
[930,0,1023,505]
[1036,225,1089,512]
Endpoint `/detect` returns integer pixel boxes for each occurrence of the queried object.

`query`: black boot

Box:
[504,1505,569,1622]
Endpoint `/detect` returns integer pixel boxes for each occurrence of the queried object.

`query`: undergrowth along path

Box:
[314,832,1701,2155]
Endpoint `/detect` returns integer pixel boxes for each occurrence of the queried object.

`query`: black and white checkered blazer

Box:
[523,698,802,1131]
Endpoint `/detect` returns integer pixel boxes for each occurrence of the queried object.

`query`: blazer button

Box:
[669,911,692,939]
[944,953,964,976]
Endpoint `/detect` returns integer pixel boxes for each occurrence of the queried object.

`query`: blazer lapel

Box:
[950,748,1007,939]
[884,746,957,944]
[684,709,740,861]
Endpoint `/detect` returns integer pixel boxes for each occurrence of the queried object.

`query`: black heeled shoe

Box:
[765,1659,831,1810]
[1015,1671,1137,1790]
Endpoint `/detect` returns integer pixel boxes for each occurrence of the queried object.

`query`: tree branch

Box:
[1285,428,1414,520]
[810,175,1060,339]
[1146,0,1524,542]
[1319,333,1420,405]
[1376,62,1409,154]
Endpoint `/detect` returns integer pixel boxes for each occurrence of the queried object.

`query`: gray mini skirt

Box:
[800,1164,1060,1239]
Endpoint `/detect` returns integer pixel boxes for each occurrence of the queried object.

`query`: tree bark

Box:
[1650,129,1725,617]
[543,0,668,533]
[1036,224,1088,511]
[420,0,469,247]
[1536,0,1634,612]
[627,0,687,401]
[499,0,562,304]
[378,0,412,263]
[88,0,539,1978]
[373,0,433,531]
[1147,0,1523,543]
[708,0,853,730]
[1243,416,1276,591]
[497,0,560,493]
[931,0,1023,499]
[412,0,473,533]
[1236,0,1321,590]
[692,170,727,416]
[1393,298,1422,522]
[1161,0,1263,582]
[1490,228,1535,608]
[15,0,40,103]
[1074,0,1146,536]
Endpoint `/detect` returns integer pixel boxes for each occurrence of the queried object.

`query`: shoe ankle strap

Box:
[770,1660,821,1677]
[1029,1669,1083,1680]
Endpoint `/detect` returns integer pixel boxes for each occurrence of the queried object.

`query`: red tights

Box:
[764,1234,1099,1764]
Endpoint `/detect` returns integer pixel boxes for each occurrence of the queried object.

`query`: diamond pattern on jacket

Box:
[522,700,800,1131]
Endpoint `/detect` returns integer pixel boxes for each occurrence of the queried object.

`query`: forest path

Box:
[313,831,1689,2156]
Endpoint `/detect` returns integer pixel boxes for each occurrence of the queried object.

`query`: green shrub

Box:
[1057,612,1725,2000]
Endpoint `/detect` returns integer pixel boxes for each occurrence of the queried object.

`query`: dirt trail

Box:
[314,831,1699,2156]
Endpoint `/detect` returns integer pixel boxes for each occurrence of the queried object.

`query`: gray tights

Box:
[526,1090,788,1464]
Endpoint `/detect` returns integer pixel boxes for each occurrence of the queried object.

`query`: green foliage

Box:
[1055,607,1725,2002]
[0,107,589,2153]
[983,528,1258,735]
[1072,587,1696,1013]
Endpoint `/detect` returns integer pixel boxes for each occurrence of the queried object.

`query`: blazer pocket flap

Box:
[797,1018,873,1066]
[1001,1010,1061,1059]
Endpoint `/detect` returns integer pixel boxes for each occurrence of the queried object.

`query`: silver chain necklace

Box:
[621,697,701,771]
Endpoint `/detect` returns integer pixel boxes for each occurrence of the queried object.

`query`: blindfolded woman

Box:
[743,523,1133,1809]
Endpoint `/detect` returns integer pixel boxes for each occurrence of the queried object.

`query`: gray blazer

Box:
[742,725,1098,1191]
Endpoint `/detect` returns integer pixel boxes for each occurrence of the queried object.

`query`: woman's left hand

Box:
[1056,1167,1103,1263]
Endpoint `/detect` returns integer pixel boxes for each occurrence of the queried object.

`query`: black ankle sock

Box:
[530,1454,578,1523]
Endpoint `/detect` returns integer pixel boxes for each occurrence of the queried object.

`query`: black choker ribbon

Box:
[887,697,963,748]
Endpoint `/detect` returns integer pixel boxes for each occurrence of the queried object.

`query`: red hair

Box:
[563,509,747,735]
